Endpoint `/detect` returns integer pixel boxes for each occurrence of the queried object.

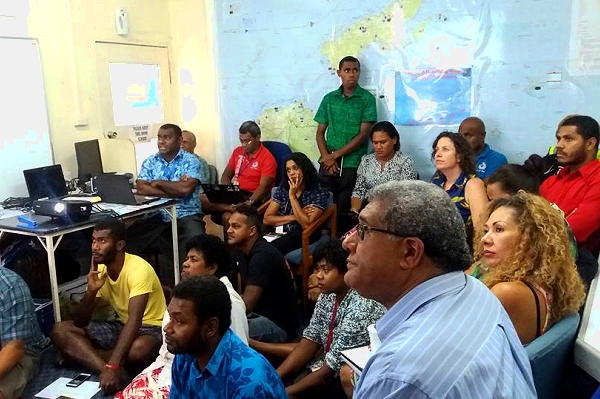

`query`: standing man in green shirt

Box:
[315,56,377,234]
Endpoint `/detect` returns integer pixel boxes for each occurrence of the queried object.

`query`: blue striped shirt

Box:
[355,272,536,399]
[138,149,203,219]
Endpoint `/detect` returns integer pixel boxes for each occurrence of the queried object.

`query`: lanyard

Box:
[236,153,254,179]
[324,298,340,353]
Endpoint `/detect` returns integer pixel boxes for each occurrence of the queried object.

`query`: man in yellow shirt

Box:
[51,217,166,395]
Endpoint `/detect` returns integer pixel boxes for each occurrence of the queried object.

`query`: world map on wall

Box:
[214,0,600,178]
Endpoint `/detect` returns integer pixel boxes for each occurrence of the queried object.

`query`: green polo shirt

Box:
[314,84,377,168]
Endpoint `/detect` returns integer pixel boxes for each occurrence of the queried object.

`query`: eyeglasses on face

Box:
[356,222,407,242]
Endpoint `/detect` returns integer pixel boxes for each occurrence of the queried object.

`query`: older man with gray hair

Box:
[343,180,536,399]
[181,130,210,185]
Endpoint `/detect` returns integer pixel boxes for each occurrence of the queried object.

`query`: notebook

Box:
[92,174,160,206]
[340,345,372,375]
[201,183,252,204]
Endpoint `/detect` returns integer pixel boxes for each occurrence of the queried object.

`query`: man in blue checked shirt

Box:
[127,123,206,257]
[0,266,46,399]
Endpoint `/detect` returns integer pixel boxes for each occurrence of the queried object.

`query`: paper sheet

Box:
[35,377,101,399]
[341,345,372,375]
[264,230,286,242]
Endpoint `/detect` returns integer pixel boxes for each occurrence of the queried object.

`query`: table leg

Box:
[168,204,179,285]
[40,236,62,323]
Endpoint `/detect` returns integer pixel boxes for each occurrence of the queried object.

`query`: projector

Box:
[32,199,92,222]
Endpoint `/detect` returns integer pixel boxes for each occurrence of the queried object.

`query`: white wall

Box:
[168,0,221,167]
[0,0,218,185]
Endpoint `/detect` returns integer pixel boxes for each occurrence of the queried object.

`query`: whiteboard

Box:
[575,272,600,381]
[0,37,53,201]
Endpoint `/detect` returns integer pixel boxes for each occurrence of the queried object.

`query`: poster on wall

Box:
[394,68,472,126]
[109,63,164,127]
[569,0,600,75]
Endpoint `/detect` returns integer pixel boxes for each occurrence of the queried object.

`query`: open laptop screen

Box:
[23,164,69,200]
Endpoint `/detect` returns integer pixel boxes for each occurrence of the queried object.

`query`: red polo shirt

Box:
[540,159,600,252]
[226,143,277,193]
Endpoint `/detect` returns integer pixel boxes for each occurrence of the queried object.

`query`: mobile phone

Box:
[65,373,91,387]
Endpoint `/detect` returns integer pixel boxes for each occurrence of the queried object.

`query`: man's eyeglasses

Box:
[356,222,406,242]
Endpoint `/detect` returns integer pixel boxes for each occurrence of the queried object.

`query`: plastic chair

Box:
[525,312,581,399]
[262,141,292,187]
[208,164,219,184]
[283,191,337,312]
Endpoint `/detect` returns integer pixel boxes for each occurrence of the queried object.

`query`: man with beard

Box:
[227,204,299,343]
[51,217,166,394]
[116,234,249,399]
[166,275,286,398]
[540,115,600,254]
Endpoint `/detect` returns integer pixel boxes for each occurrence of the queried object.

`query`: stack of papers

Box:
[264,225,286,242]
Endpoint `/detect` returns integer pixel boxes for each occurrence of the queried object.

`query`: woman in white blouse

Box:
[350,121,417,214]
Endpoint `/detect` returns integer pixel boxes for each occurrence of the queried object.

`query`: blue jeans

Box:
[247,312,290,343]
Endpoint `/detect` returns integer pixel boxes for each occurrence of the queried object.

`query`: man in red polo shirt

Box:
[201,121,277,228]
[540,115,600,255]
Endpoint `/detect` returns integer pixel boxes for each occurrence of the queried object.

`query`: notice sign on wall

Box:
[129,124,151,142]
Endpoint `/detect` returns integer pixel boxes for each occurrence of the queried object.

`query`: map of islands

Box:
[321,0,425,68]
[257,102,320,161]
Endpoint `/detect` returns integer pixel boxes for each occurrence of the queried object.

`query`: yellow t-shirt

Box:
[96,253,166,326]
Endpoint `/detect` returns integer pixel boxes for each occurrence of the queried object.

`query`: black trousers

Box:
[126,213,205,259]
[319,166,358,235]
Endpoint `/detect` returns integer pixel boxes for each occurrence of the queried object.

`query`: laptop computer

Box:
[201,183,252,204]
[23,164,69,201]
[92,174,160,206]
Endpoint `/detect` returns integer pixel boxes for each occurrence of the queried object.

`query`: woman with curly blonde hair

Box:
[471,192,586,344]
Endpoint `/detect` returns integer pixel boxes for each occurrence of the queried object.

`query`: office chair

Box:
[525,312,581,399]
[262,141,292,187]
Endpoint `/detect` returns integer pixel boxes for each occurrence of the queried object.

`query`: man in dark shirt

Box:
[227,204,299,343]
